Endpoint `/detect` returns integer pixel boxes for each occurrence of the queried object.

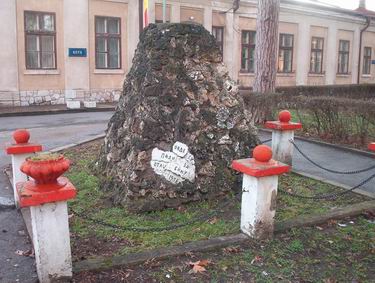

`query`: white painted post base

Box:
[271,130,294,166]
[11,153,32,206]
[30,201,73,283]
[241,174,278,239]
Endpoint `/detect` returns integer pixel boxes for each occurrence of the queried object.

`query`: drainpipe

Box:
[357,16,370,84]
[233,0,240,13]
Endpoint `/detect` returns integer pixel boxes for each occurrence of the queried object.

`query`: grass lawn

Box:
[270,108,375,149]
[73,215,375,282]
[62,139,371,264]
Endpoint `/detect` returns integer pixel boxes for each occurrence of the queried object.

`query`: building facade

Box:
[0,0,375,106]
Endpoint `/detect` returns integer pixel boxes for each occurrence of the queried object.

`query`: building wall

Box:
[155,4,171,22]
[1,0,375,107]
[88,0,128,89]
[360,31,375,83]
[180,6,204,25]
[16,0,66,91]
[276,22,298,87]
[307,26,328,86]
[335,29,354,85]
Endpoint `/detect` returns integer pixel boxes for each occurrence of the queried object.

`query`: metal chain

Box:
[290,139,375,175]
[260,138,272,144]
[70,198,234,233]
[279,171,375,200]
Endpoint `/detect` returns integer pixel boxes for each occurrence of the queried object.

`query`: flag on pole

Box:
[143,0,149,28]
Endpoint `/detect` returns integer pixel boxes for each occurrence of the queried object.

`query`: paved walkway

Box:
[259,130,375,197]
[0,103,115,117]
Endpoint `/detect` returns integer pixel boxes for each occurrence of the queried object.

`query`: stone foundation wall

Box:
[0,88,121,107]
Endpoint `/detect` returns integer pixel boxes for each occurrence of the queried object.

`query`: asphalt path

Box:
[259,130,375,197]
[0,112,113,283]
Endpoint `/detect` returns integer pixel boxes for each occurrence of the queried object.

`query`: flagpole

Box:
[162,0,166,23]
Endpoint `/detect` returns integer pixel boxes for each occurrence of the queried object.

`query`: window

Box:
[24,11,56,69]
[278,34,294,73]
[337,40,350,74]
[363,47,372,75]
[241,31,256,72]
[212,26,224,59]
[310,37,324,73]
[95,16,121,69]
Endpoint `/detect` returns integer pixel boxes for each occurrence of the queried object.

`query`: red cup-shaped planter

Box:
[21,153,70,189]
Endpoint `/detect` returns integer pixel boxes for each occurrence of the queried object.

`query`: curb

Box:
[73,200,375,273]
[49,134,106,153]
[0,196,15,210]
[258,128,375,158]
[0,107,115,118]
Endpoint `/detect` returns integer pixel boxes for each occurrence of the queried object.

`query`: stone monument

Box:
[98,23,258,212]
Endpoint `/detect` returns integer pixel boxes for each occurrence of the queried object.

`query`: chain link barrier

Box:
[279,171,375,200]
[70,197,235,233]
[260,138,272,144]
[290,139,375,175]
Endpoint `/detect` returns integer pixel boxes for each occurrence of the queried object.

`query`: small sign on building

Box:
[371,60,375,65]
[68,48,87,57]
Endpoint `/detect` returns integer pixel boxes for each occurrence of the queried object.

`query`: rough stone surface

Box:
[98,23,259,212]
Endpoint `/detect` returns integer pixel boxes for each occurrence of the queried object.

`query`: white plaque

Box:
[151,142,195,184]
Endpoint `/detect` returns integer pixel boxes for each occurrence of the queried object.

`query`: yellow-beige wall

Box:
[2,0,375,106]
[335,29,354,85]
[307,26,328,86]
[88,0,128,90]
[16,0,65,91]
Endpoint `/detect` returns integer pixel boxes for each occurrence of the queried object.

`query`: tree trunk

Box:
[253,0,280,93]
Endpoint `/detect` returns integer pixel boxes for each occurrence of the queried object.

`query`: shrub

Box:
[244,93,375,146]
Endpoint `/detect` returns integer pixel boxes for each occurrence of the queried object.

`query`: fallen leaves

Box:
[208,217,218,225]
[15,249,34,258]
[223,246,242,254]
[251,255,263,265]
[188,259,211,274]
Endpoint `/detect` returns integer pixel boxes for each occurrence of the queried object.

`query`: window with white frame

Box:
[310,37,324,74]
[25,11,56,69]
[95,16,121,69]
[337,40,350,74]
[278,33,294,73]
[363,46,372,75]
[241,30,256,73]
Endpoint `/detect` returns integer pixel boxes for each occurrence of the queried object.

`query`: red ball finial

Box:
[13,129,30,144]
[279,110,291,123]
[253,145,272,162]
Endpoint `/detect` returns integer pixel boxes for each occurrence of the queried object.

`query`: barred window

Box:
[25,11,56,69]
[95,16,121,69]
[212,26,224,59]
[363,47,372,75]
[278,34,294,73]
[310,37,324,73]
[337,40,350,74]
[241,30,256,72]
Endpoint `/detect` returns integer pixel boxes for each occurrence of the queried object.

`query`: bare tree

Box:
[253,0,280,93]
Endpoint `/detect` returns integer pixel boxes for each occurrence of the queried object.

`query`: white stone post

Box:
[17,172,76,283]
[5,129,42,206]
[170,3,181,23]
[232,145,290,239]
[265,110,302,166]
[30,202,73,283]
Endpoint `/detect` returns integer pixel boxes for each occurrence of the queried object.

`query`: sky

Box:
[299,0,375,11]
